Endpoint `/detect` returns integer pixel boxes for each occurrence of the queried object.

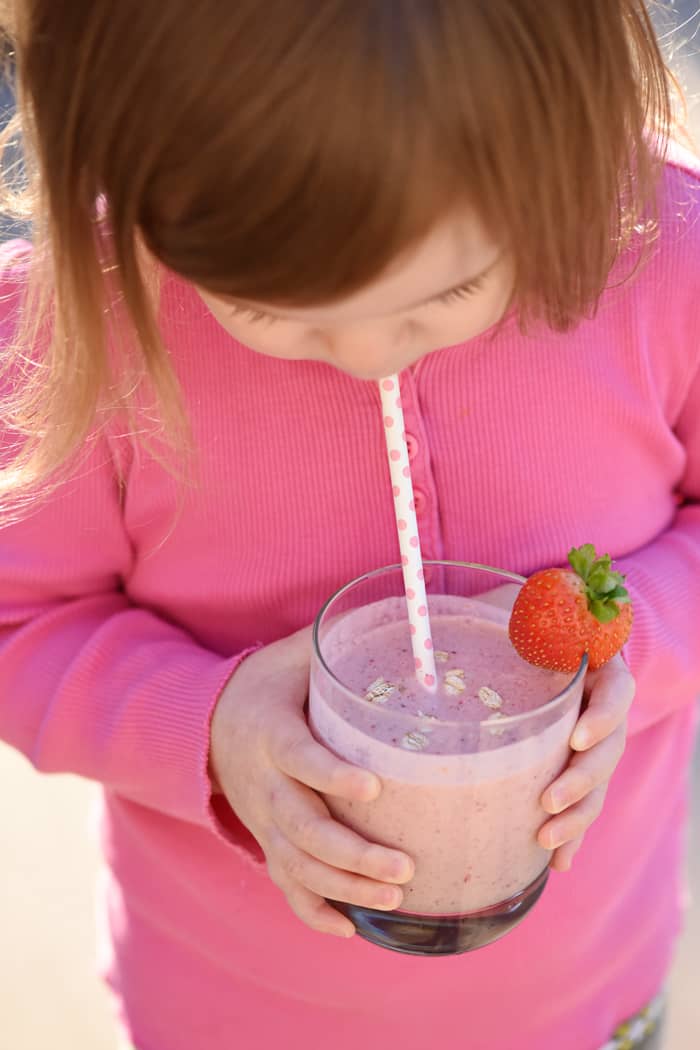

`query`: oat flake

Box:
[444,669,467,696]
[365,677,395,703]
[401,731,430,751]
[486,712,507,737]
[478,686,504,710]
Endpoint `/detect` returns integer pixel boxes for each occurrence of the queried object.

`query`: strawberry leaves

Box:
[567,545,630,624]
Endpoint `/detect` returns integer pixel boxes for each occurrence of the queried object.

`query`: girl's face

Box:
[197,213,513,379]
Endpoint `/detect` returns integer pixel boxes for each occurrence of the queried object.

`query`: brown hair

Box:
[0,1,678,509]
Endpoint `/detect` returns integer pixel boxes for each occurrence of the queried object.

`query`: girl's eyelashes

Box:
[227,273,488,325]
[431,275,487,306]
[227,303,279,325]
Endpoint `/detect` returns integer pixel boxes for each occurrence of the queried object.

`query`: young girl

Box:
[0,3,697,1048]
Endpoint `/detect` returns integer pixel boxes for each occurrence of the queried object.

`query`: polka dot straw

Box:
[378,376,437,692]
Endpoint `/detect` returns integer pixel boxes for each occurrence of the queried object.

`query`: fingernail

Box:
[358,774,381,799]
[325,923,355,938]
[388,853,414,880]
[547,831,567,850]
[571,727,591,750]
[547,789,567,814]
[377,887,403,910]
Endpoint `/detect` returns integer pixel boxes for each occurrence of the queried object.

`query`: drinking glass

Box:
[309,561,587,956]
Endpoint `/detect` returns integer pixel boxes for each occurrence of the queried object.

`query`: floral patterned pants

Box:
[122,992,666,1050]
[598,992,665,1050]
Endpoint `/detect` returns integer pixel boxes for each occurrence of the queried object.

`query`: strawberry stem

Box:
[567,544,630,624]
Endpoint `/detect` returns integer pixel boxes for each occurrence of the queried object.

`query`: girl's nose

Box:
[322,322,417,378]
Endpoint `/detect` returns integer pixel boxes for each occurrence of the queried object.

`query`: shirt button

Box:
[406,434,419,460]
[413,488,427,516]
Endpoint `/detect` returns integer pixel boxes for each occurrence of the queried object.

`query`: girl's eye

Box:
[432,275,487,307]
[227,303,278,326]
[226,271,488,326]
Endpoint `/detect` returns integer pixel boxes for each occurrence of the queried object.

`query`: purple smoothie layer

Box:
[330,597,570,726]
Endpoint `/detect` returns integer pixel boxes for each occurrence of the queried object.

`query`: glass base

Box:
[330,867,549,957]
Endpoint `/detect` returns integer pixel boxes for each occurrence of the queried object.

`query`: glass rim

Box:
[312,560,588,730]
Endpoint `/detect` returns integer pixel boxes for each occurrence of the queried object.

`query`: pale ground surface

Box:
[1,5,700,1049]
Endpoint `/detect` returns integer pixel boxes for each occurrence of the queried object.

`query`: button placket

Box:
[396,372,444,563]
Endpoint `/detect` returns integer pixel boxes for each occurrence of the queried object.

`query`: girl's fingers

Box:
[538,784,607,851]
[572,655,635,751]
[269,836,404,913]
[271,724,381,802]
[542,723,626,814]
[550,835,584,873]
[283,882,356,938]
[274,778,414,883]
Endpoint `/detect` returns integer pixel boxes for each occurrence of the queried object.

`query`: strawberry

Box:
[508,544,633,672]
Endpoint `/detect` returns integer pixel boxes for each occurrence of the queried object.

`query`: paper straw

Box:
[378,375,437,692]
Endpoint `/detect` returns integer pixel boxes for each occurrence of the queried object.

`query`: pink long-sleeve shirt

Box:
[1,152,700,1050]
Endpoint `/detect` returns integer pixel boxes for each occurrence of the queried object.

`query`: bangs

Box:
[109,1,672,327]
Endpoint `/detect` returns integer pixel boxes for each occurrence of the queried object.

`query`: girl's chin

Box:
[334,351,432,380]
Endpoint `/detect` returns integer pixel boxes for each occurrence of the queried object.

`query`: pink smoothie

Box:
[309,595,583,916]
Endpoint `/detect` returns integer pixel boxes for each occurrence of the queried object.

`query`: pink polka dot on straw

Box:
[393,485,400,497]
[406,588,415,599]
[384,416,394,428]
[417,569,424,580]
[382,379,395,391]
[410,536,419,548]
[424,674,435,688]
[410,624,417,635]
[403,466,410,478]
[398,519,407,531]
[417,605,427,616]
[409,499,415,511]
[415,657,423,670]
[402,555,409,566]
[425,638,433,650]
[390,449,401,462]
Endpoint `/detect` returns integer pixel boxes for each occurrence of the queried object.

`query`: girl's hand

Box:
[475,581,635,872]
[209,627,415,938]
[539,652,635,871]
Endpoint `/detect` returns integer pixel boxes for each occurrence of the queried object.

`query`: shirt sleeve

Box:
[0,247,256,834]
[617,309,700,735]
